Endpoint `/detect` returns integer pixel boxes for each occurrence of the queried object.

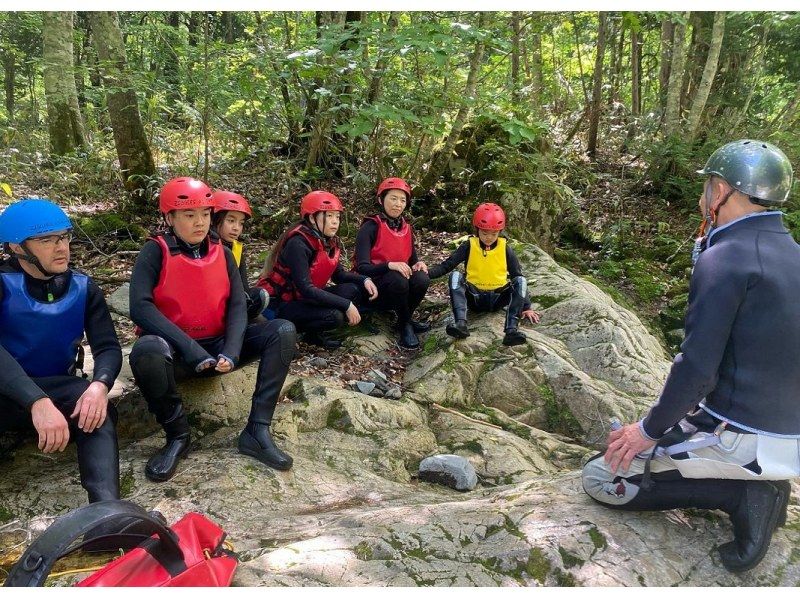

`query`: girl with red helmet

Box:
[211,190,268,320]
[428,202,540,346]
[128,177,296,482]
[257,191,378,350]
[353,177,430,349]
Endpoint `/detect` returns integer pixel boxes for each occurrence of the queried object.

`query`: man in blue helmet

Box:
[582,140,800,573]
[0,198,123,505]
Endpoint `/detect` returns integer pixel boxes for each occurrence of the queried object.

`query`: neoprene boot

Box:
[410,319,431,333]
[446,320,470,339]
[399,321,420,349]
[77,405,120,503]
[718,480,791,573]
[238,422,293,471]
[246,287,269,320]
[303,331,342,350]
[503,276,528,346]
[145,405,191,483]
[503,328,527,346]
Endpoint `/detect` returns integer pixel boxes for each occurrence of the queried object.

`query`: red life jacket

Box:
[146,234,230,339]
[361,215,413,266]
[258,224,340,303]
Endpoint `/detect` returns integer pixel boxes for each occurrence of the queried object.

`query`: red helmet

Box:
[300,191,343,218]
[472,203,506,231]
[376,177,411,201]
[159,177,213,215]
[211,191,252,219]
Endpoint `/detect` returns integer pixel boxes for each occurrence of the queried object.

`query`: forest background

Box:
[1,10,799,353]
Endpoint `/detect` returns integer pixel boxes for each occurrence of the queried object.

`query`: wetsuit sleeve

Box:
[221,247,247,364]
[129,240,214,368]
[84,278,122,390]
[642,250,748,439]
[428,242,470,280]
[331,262,368,286]
[238,250,249,289]
[283,236,352,311]
[409,229,419,267]
[354,219,390,277]
[506,245,531,310]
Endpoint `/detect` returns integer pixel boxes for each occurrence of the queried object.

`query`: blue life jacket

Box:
[0,271,87,377]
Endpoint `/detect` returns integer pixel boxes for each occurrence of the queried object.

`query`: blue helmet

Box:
[0,198,73,244]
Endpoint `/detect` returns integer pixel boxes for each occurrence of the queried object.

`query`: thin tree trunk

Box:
[202,12,210,181]
[631,27,641,117]
[89,11,156,199]
[685,12,725,141]
[587,12,608,159]
[2,51,14,120]
[571,14,589,106]
[223,12,235,43]
[531,29,543,107]
[420,13,487,192]
[731,22,769,132]
[42,12,87,155]
[163,12,181,105]
[659,18,674,111]
[664,12,690,136]
[511,12,521,109]
[365,12,398,106]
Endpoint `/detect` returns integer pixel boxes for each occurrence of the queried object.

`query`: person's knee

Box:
[448,271,463,290]
[581,453,639,507]
[411,271,430,291]
[510,276,527,297]
[130,335,172,368]
[274,319,297,366]
[384,271,410,294]
[337,283,361,302]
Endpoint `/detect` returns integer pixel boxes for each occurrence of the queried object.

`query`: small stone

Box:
[108,283,131,318]
[367,369,390,392]
[350,380,376,396]
[368,387,385,398]
[418,454,478,491]
[309,357,329,369]
[385,386,402,400]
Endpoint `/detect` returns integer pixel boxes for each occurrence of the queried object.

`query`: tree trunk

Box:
[163,12,181,106]
[511,12,521,109]
[223,12,235,43]
[89,11,156,199]
[731,22,770,132]
[2,51,14,120]
[659,18,674,111]
[420,13,487,192]
[571,14,589,106]
[530,29,543,107]
[42,12,87,155]
[365,13,399,106]
[631,27,641,117]
[685,12,725,141]
[664,12,690,136]
[587,11,608,159]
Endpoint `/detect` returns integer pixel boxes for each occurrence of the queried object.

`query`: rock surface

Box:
[2,242,798,587]
[418,454,478,491]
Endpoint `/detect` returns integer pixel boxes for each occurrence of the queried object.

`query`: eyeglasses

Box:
[29,232,73,247]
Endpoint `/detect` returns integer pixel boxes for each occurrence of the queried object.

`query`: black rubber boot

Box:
[303,331,342,350]
[77,404,121,503]
[718,480,791,573]
[398,321,420,349]
[82,509,168,553]
[238,422,293,471]
[410,319,431,333]
[145,405,191,483]
[446,319,470,339]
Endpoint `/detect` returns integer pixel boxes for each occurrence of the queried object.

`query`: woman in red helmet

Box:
[128,177,297,483]
[428,202,540,346]
[257,191,378,350]
[353,177,430,349]
[211,190,268,319]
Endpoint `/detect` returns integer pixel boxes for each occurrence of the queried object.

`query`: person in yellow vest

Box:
[428,203,539,346]
[211,191,268,320]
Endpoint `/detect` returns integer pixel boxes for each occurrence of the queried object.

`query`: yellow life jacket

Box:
[466,236,508,291]
[231,240,243,267]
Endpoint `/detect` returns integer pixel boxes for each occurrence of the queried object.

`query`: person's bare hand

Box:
[70,381,109,433]
[521,309,540,324]
[604,423,657,474]
[364,278,378,300]
[215,356,233,373]
[412,262,428,274]
[389,262,412,278]
[32,397,69,453]
[346,302,361,326]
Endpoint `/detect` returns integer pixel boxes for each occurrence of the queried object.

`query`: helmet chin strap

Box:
[13,242,58,278]
[311,212,333,240]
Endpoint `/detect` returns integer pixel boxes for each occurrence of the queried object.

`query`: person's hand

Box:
[412,261,428,274]
[388,262,412,279]
[196,357,216,372]
[364,278,378,300]
[346,302,361,326]
[31,397,70,453]
[215,356,234,373]
[70,381,109,433]
[521,309,540,324]
[604,423,657,474]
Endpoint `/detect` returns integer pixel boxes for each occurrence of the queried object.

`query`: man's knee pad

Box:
[276,319,297,366]
[581,453,641,507]
[511,276,527,298]
[449,271,464,290]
